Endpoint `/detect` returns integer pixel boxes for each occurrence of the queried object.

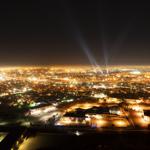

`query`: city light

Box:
[0,66,150,129]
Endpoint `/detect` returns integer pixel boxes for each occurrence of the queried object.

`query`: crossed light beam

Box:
[62,2,103,74]
[69,19,103,73]
[74,29,103,74]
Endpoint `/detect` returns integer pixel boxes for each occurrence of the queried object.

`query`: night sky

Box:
[0,1,150,66]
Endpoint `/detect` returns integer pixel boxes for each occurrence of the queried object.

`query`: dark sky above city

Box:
[0,1,150,65]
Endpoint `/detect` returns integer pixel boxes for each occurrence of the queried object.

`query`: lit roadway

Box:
[29,106,61,123]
